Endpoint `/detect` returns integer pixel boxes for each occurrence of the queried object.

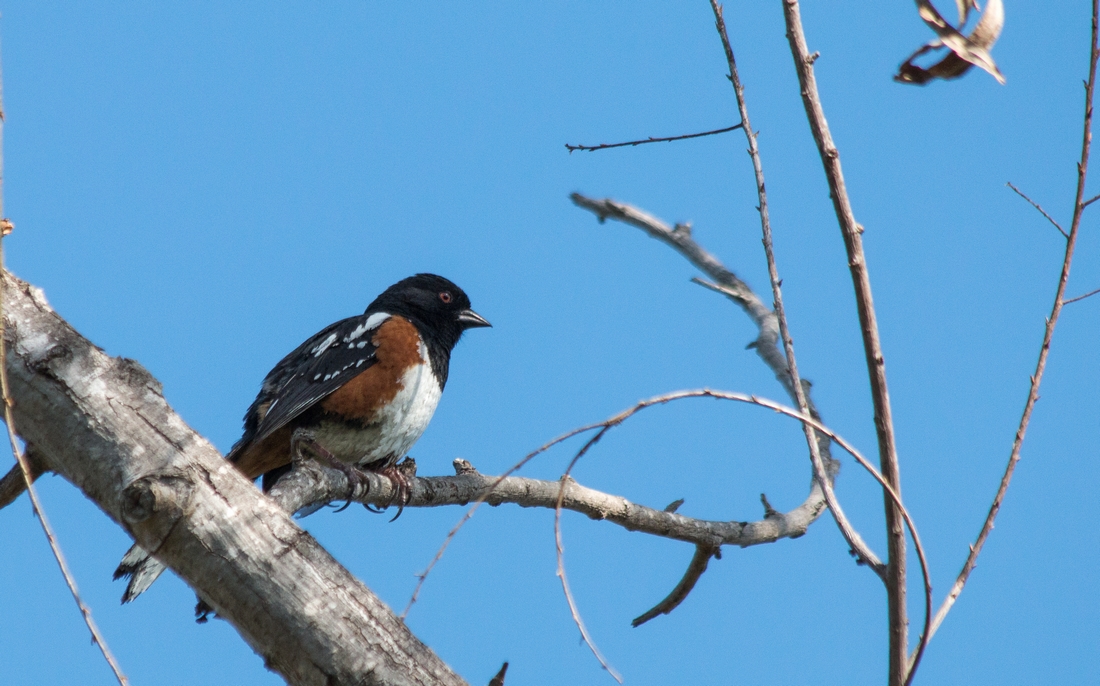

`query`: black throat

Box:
[417,323,457,390]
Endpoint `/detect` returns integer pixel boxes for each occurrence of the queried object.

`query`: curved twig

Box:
[541,389,931,681]
[1,277,129,683]
[0,49,128,685]
[397,420,607,618]
[709,0,882,585]
[269,386,933,676]
[554,427,623,682]
[631,544,718,627]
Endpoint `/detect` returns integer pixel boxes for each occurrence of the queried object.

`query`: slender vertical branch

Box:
[780,3,909,684]
[919,0,1100,660]
[708,0,885,580]
[0,42,128,685]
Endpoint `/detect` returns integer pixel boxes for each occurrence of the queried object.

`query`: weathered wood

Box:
[1,271,467,686]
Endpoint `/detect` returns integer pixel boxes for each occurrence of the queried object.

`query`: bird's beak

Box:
[457,309,492,329]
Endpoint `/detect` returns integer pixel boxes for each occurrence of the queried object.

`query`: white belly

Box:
[315,355,442,467]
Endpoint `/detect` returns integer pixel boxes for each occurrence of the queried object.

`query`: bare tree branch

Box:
[1006,182,1068,238]
[920,0,1100,661]
[273,390,851,553]
[1,269,468,686]
[0,42,129,685]
[631,544,718,627]
[274,388,936,603]
[780,3,910,683]
[0,276,128,686]
[1063,286,1100,305]
[570,194,799,415]
[399,415,629,618]
[0,444,45,509]
[555,427,623,683]
[565,123,743,153]
[708,0,885,591]
[487,663,508,686]
[569,196,895,572]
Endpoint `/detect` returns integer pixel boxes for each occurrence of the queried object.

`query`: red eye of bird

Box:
[439,291,453,304]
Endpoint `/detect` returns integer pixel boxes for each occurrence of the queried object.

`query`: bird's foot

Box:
[290,428,369,512]
[195,598,216,624]
[362,457,415,521]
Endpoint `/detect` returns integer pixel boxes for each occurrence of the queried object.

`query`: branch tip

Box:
[453,458,479,475]
[488,662,509,686]
[760,493,779,518]
[631,544,718,627]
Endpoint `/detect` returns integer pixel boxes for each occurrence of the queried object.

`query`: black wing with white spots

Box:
[230,313,389,454]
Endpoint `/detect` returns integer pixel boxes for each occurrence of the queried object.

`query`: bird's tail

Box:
[113,543,167,603]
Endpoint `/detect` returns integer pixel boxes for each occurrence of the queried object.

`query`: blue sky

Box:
[1,2,1097,684]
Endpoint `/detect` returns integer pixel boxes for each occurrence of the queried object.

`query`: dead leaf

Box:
[896,0,1005,85]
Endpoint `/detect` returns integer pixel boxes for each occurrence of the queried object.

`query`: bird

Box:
[114,273,490,603]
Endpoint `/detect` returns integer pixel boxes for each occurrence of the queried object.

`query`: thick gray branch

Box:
[1,271,466,686]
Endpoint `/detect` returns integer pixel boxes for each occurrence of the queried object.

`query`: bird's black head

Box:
[366,273,491,352]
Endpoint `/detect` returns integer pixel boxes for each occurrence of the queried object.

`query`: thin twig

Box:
[544,388,932,680]
[918,0,1100,665]
[402,420,607,617]
[631,544,718,627]
[292,388,917,573]
[1063,286,1100,305]
[709,0,887,584]
[555,427,623,683]
[1006,182,1069,238]
[0,43,128,686]
[571,193,808,410]
[781,3,910,683]
[277,385,928,649]
[1081,192,1100,207]
[565,124,743,153]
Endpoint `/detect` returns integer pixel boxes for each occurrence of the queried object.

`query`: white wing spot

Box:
[312,333,338,357]
[345,312,390,342]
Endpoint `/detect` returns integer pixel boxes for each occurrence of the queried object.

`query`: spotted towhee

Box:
[115,273,490,603]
